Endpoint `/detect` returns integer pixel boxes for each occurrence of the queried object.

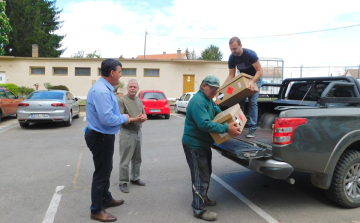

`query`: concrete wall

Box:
[0,56,229,99]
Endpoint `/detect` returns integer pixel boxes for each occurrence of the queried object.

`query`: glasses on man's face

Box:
[208,85,219,92]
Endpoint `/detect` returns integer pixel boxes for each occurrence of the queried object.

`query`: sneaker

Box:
[205,198,217,206]
[246,129,256,138]
[194,211,217,221]
[119,183,129,193]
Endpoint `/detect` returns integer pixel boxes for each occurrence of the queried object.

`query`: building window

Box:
[122,68,136,77]
[53,67,68,76]
[98,68,101,76]
[30,67,45,75]
[144,69,159,77]
[75,67,91,76]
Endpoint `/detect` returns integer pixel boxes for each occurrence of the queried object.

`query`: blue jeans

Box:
[240,78,262,131]
[85,129,115,214]
[183,144,212,216]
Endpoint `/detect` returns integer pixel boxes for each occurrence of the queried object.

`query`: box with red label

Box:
[210,103,247,145]
[216,73,258,107]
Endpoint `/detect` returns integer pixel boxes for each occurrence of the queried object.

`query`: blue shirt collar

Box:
[99,76,115,92]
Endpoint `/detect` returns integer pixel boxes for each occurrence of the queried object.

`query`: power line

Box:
[148,23,360,40]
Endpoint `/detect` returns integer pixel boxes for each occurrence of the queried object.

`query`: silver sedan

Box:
[17,90,80,127]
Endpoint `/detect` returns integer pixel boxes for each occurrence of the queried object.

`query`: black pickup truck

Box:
[213,76,360,208]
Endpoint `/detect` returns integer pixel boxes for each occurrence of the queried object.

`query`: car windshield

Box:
[27,91,64,100]
[143,92,166,99]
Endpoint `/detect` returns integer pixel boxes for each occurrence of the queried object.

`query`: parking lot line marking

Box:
[73,151,83,189]
[0,122,18,133]
[83,116,86,121]
[171,114,185,119]
[212,174,279,223]
[42,186,65,223]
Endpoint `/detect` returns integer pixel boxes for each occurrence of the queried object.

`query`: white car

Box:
[174,92,196,113]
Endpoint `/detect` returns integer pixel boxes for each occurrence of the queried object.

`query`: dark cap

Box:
[203,75,220,87]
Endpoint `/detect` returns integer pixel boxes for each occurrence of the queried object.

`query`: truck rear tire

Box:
[326,150,360,208]
[259,113,277,130]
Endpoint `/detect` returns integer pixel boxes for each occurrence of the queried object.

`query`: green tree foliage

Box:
[72,50,84,58]
[199,45,223,61]
[86,50,101,58]
[185,47,197,60]
[18,86,35,98]
[4,0,65,57]
[0,1,12,55]
[72,50,101,58]
[0,83,19,95]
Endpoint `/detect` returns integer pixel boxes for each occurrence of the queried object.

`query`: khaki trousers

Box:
[119,128,142,184]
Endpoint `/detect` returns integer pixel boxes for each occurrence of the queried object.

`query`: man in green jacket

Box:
[182,76,241,221]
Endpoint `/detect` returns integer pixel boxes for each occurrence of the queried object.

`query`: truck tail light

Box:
[273,118,307,145]
[18,103,29,107]
[51,103,66,107]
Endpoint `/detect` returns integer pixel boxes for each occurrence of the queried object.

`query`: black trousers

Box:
[85,129,115,214]
[183,144,212,215]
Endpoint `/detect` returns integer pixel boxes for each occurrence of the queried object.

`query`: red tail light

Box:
[18,103,29,107]
[51,103,66,107]
[273,118,307,145]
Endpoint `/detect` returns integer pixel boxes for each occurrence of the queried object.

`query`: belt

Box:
[88,128,113,136]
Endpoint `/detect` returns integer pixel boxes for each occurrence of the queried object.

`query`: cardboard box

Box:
[210,103,247,145]
[216,73,258,107]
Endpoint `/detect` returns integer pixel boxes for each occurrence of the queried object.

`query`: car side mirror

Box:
[75,97,79,101]
[176,98,179,101]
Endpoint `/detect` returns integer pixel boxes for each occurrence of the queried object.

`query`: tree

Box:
[71,50,101,58]
[72,50,85,58]
[0,1,12,55]
[199,45,223,61]
[4,0,65,57]
[185,47,197,60]
[86,50,101,58]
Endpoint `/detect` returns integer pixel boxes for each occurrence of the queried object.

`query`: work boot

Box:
[205,198,217,206]
[194,211,217,221]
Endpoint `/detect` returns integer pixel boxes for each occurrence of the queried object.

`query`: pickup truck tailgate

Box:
[212,128,273,160]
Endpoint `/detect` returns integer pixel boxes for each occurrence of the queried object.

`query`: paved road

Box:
[1,114,360,223]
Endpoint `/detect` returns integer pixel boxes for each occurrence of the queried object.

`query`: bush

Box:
[51,85,69,91]
[18,86,35,98]
[0,83,19,95]
[43,82,53,90]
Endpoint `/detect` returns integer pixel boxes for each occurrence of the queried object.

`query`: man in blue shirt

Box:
[85,59,130,222]
[227,37,263,138]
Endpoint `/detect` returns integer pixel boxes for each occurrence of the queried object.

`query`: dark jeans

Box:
[85,129,115,214]
[183,144,212,215]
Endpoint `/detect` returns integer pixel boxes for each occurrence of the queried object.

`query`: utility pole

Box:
[144,31,147,59]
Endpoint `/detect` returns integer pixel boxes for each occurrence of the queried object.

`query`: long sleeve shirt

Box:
[86,77,128,134]
[182,90,229,149]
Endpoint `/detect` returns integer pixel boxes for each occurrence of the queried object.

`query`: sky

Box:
[56,0,360,67]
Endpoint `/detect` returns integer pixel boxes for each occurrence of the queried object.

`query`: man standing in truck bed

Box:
[227,36,263,138]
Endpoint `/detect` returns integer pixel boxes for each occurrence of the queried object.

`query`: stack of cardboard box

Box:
[210,73,258,144]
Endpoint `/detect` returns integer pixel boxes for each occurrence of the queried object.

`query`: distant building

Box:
[136,49,186,60]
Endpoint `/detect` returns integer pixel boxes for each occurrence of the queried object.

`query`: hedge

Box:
[0,83,19,95]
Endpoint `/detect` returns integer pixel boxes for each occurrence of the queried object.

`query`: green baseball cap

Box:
[203,75,220,87]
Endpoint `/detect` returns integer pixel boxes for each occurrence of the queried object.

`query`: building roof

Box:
[136,53,186,60]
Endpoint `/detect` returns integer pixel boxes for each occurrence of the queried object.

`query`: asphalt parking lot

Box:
[1,113,360,223]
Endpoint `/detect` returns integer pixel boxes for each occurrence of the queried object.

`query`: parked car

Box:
[174,92,196,113]
[17,90,80,127]
[138,90,170,119]
[0,86,23,122]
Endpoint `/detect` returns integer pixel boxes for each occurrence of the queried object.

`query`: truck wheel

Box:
[259,113,277,129]
[326,150,360,208]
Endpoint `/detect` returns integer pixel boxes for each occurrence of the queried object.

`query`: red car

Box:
[138,90,170,119]
[0,86,23,122]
